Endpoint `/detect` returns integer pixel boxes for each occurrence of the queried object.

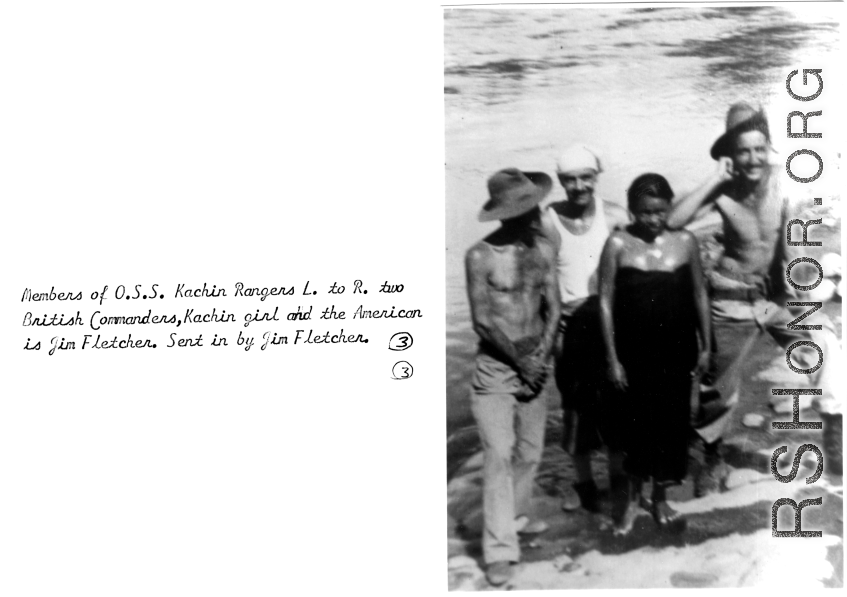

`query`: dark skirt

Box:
[612,265,699,483]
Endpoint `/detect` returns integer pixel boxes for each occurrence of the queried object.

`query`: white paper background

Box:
[1,2,444,595]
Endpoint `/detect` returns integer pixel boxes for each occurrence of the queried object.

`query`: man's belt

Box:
[479,336,541,363]
[710,284,768,302]
[708,270,771,302]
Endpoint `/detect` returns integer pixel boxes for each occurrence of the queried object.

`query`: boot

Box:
[561,483,582,512]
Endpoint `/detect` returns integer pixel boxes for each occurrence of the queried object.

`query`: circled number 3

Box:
[389,332,413,351]
[392,361,413,380]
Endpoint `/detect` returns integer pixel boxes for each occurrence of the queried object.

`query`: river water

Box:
[444,5,841,435]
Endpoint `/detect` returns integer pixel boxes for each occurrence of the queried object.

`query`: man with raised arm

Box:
[541,145,630,513]
[465,168,561,587]
[667,102,843,494]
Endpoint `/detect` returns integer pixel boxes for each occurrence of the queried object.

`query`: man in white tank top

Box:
[541,145,630,514]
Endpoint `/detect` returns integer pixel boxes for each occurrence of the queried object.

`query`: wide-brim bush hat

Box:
[478,168,553,222]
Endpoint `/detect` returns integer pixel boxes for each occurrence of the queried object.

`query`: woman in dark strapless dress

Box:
[598,173,711,535]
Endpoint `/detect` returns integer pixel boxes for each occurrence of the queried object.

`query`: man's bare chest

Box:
[488,248,548,293]
[715,196,781,245]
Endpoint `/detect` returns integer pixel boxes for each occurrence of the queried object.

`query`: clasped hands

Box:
[517,346,552,394]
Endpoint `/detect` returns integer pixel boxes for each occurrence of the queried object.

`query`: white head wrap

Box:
[555,144,602,174]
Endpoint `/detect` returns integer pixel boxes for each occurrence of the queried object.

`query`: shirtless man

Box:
[667,102,843,494]
[466,168,561,586]
[541,145,630,512]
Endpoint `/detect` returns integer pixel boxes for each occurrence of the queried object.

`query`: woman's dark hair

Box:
[626,173,674,211]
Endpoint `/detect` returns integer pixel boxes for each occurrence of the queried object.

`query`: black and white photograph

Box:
[445,3,844,590]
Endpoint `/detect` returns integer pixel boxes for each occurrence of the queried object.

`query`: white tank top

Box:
[547,201,609,308]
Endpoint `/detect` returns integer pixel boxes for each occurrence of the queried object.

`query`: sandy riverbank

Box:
[446,217,844,590]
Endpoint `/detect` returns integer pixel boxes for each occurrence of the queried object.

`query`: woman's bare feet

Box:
[652,500,680,524]
[613,475,643,536]
[613,497,641,536]
[652,481,686,532]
